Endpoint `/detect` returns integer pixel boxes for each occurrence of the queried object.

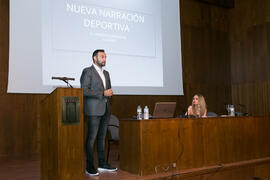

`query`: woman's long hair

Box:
[192,94,207,117]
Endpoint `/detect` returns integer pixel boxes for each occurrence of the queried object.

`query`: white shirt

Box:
[93,63,106,88]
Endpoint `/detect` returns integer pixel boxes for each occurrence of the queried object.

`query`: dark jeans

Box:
[85,111,110,169]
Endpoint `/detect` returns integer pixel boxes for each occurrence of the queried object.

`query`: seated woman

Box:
[186,94,207,117]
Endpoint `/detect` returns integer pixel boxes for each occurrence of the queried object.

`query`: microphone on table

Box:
[238,103,249,116]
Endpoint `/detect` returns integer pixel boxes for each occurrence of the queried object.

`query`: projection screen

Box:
[8,0,183,95]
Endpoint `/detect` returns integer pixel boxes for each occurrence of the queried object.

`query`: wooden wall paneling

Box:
[0,93,41,157]
[180,0,232,115]
[230,0,270,116]
[0,0,10,157]
[195,0,235,9]
[0,0,9,95]
[40,91,58,179]
[0,94,13,157]
[0,0,9,125]
[232,82,270,116]
[12,95,38,156]
[255,163,270,180]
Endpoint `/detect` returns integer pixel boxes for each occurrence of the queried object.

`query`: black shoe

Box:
[85,168,99,176]
[98,163,117,172]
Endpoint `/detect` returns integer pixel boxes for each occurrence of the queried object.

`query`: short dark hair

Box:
[92,49,105,61]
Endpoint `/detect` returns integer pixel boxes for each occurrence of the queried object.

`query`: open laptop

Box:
[152,102,176,118]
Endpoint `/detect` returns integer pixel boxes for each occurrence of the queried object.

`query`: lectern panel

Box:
[62,96,80,125]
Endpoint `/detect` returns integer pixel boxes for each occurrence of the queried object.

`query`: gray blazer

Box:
[80,65,111,116]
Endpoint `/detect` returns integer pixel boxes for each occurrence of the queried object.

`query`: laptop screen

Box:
[152,102,176,118]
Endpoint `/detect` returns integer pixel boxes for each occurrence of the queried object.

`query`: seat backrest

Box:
[206,112,218,117]
[107,114,119,141]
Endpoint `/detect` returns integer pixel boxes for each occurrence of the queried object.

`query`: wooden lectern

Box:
[40,88,84,180]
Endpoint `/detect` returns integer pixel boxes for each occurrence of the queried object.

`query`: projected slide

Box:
[53,1,156,57]
[42,0,163,88]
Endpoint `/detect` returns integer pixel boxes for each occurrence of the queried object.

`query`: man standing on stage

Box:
[80,49,117,176]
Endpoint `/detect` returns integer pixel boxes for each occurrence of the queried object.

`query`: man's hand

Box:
[104,88,113,97]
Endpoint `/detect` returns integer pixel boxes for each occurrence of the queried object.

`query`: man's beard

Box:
[96,60,105,67]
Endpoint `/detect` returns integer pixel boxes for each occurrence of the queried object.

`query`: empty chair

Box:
[106,114,120,163]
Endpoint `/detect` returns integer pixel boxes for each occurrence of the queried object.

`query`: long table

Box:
[119,116,270,176]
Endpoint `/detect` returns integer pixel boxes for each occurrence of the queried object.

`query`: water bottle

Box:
[144,106,149,119]
[137,105,142,120]
[229,105,235,116]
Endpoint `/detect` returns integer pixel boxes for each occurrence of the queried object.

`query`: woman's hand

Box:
[187,105,193,115]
